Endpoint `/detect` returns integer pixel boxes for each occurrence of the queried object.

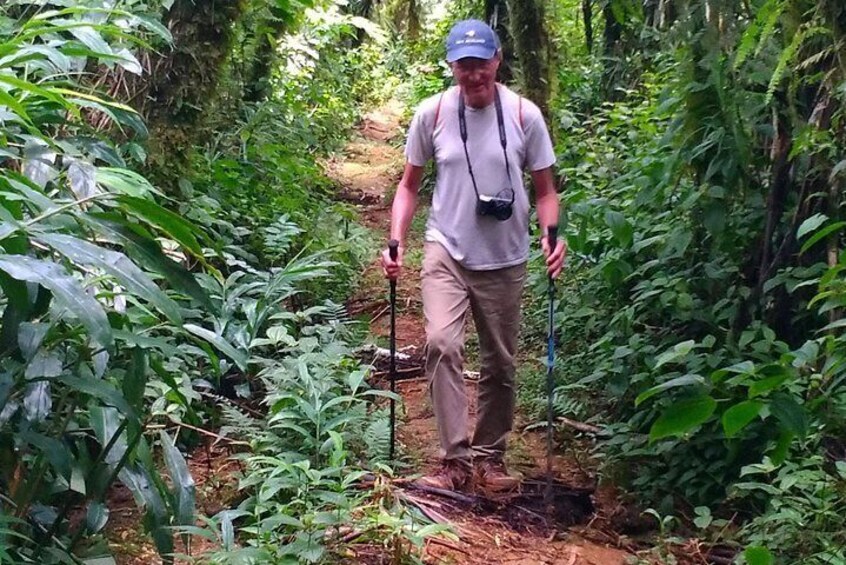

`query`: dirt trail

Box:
[330,102,637,565]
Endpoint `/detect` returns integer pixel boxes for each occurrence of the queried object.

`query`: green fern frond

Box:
[362,409,391,463]
[767,25,832,104]
[734,0,786,69]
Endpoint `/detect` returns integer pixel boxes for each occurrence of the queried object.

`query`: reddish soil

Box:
[332,102,637,565]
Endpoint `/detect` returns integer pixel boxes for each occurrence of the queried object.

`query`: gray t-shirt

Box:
[405,84,556,270]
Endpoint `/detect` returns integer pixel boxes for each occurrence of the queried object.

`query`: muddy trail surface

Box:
[330,101,640,565]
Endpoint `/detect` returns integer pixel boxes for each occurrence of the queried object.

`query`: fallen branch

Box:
[407,484,480,505]
[426,536,469,555]
[370,366,424,379]
[369,303,390,323]
[557,417,602,434]
[155,422,251,447]
[523,418,603,435]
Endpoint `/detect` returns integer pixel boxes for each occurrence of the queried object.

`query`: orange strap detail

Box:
[519,96,524,130]
[433,92,445,133]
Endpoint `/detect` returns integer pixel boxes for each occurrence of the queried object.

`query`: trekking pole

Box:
[545,225,558,506]
[388,239,399,461]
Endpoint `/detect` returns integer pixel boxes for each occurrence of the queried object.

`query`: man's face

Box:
[451,54,500,108]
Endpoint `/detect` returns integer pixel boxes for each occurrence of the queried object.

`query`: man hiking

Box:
[381,19,565,493]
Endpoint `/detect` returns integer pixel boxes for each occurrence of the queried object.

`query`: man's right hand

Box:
[381,244,404,280]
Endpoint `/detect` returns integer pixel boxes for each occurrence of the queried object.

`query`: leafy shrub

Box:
[0,3,231,561]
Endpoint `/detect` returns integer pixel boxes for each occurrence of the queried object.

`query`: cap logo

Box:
[466,30,476,37]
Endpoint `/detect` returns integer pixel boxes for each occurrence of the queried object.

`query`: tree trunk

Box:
[583,0,593,52]
[602,0,622,99]
[486,0,515,83]
[506,0,551,117]
[142,0,244,128]
[121,0,244,186]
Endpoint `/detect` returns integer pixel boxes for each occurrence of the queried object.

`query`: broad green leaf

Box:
[654,340,696,369]
[17,322,49,361]
[820,318,846,333]
[24,349,62,380]
[133,14,173,42]
[118,196,203,255]
[649,395,717,442]
[748,373,789,398]
[635,374,704,406]
[83,214,212,309]
[118,464,167,519]
[0,73,68,108]
[113,329,180,357]
[797,213,828,239]
[90,406,128,467]
[0,88,36,129]
[604,210,633,248]
[113,48,142,75]
[770,394,807,439]
[67,160,98,200]
[21,430,71,480]
[0,45,71,74]
[711,361,755,384]
[69,25,113,56]
[219,510,236,550]
[70,97,148,137]
[184,324,248,371]
[769,429,794,465]
[37,233,182,324]
[62,375,132,416]
[800,221,846,254]
[85,502,109,534]
[96,167,159,197]
[160,432,195,527]
[0,254,113,349]
[744,546,774,565]
[722,400,764,438]
[23,381,51,422]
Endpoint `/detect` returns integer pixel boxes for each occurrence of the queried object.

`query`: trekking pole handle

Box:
[546,225,558,254]
[388,239,399,262]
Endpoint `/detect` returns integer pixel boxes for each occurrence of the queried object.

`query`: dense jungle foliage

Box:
[0,0,844,563]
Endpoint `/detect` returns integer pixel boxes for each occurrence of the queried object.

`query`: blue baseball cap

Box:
[445,19,500,63]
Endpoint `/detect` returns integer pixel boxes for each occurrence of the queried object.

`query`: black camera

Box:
[476,193,514,221]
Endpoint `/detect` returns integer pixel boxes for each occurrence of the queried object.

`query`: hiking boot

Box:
[474,458,520,493]
[414,459,472,491]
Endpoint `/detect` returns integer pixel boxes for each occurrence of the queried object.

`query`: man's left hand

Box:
[541,236,567,279]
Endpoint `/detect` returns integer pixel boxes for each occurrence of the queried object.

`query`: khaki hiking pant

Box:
[421,241,526,464]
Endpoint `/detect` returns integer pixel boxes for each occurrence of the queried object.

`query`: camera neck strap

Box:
[458,86,514,203]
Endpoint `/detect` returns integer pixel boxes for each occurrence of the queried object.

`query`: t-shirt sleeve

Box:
[522,101,556,172]
[405,102,435,167]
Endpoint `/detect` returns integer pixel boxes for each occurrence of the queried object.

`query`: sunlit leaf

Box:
[184,323,248,371]
[118,196,203,255]
[85,502,109,534]
[160,431,195,527]
[649,395,717,442]
[0,254,113,349]
[635,374,704,406]
[37,233,182,324]
[722,400,764,438]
